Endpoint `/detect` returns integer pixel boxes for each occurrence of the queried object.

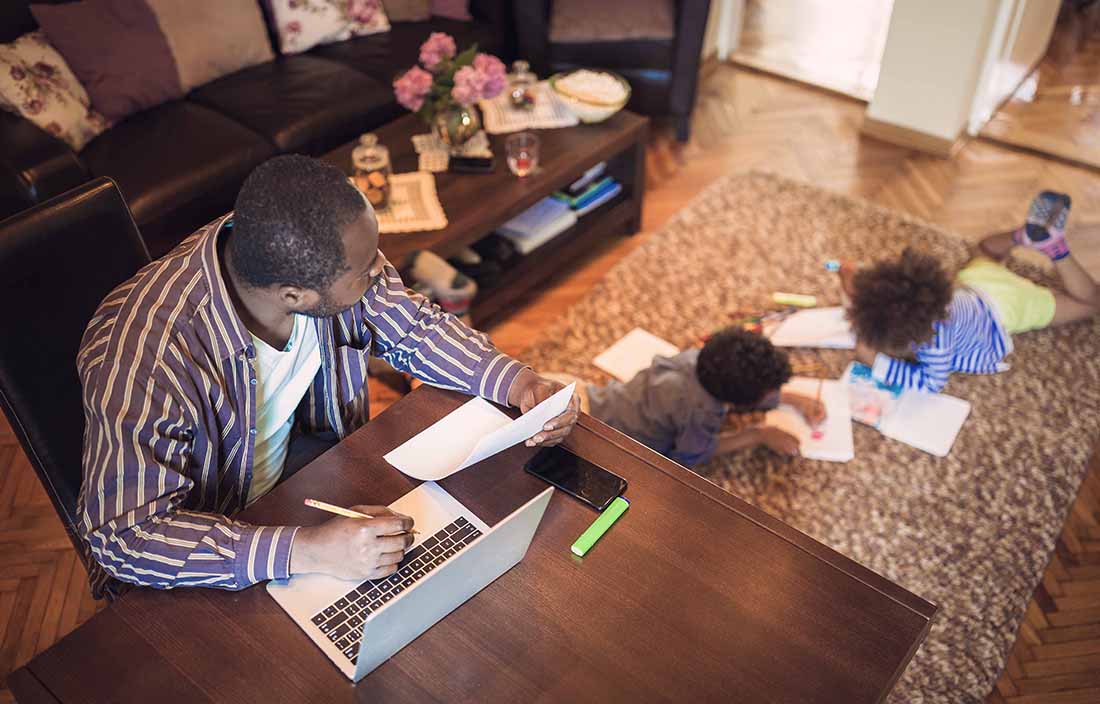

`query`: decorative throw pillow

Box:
[384,0,431,22]
[550,0,675,43]
[143,0,274,92]
[31,0,184,123]
[0,31,109,150]
[269,0,391,55]
[430,0,472,21]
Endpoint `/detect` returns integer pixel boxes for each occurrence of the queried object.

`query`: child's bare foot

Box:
[978,231,1015,260]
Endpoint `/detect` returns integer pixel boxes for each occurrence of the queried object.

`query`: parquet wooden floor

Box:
[3,60,1100,702]
[983,4,1100,172]
[988,453,1100,703]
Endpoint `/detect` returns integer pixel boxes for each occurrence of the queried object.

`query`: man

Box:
[78,155,579,597]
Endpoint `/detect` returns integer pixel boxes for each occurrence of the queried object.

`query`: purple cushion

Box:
[430,0,471,21]
[31,0,182,123]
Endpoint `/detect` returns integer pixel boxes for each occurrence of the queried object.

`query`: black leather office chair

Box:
[0,177,150,566]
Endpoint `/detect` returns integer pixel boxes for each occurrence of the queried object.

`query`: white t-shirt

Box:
[247,315,321,504]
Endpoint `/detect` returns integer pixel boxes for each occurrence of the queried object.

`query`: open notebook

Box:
[765,377,854,463]
[843,363,971,457]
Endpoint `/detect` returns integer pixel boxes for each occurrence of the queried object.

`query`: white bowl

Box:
[548,71,631,123]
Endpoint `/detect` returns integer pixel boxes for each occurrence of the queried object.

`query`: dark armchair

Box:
[514,0,711,141]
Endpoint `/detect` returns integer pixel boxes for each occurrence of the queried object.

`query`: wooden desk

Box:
[8,387,935,703]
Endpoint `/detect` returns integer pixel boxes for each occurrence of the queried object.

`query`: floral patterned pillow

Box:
[270,0,391,55]
[0,31,109,151]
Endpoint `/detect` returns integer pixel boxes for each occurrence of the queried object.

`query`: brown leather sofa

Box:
[514,0,709,142]
[0,0,514,257]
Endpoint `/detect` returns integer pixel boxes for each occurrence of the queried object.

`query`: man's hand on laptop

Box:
[508,369,580,447]
[290,506,415,580]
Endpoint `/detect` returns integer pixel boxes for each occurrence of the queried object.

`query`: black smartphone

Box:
[449,156,495,174]
[524,447,627,511]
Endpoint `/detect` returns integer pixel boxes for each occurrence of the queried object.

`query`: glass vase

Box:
[431,105,481,148]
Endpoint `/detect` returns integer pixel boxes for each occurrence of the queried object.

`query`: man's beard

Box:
[298,271,383,318]
[299,291,349,318]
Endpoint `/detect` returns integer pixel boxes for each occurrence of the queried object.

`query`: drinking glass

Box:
[505,132,540,178]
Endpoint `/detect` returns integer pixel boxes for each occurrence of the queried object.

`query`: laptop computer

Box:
[267,481,554,681]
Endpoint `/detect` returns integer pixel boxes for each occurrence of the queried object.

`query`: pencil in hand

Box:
[303,499,419,535]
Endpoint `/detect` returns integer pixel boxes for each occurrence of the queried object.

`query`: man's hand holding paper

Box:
[507,369,581,447]
[384,374,580,481]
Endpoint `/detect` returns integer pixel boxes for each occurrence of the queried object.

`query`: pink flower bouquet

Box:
[393,32,506,123]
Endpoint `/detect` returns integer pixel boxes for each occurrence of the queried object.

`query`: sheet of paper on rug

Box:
[384,383,575,480]
[765,378,854,462]
[843,362,970,457]
[768,306,855,349]
[593,328,679,382]
[879,392,971,458]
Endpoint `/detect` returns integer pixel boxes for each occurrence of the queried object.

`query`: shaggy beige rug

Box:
[520,172,1100,703]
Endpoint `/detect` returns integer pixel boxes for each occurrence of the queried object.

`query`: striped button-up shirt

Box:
[77,215,526,597]
[870,287,1009,393]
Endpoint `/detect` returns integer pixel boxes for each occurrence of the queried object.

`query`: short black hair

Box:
[229,154,367,291]
[695,328,792,405]
[849,248,953,352]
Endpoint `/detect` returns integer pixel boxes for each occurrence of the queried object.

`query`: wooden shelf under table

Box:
[322,111,649,324]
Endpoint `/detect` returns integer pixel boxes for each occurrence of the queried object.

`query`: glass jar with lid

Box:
[508,60,536,110]
[351,133,391,210]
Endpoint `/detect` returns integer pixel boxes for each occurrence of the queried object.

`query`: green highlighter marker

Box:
[571,496,630,557]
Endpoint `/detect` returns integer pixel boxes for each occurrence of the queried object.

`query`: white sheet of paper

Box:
[593,328,679,382]
[383,383,575,480]
[765,378,854,462]
[880,391,971,458]
[769,307,856,349]
[459,383,575,469]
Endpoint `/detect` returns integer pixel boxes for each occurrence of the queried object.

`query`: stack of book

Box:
[552,162,622,216]
[494,161,623,256]
[496,197,577,255]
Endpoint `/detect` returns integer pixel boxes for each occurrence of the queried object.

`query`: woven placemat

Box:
[374,172,447,233]
[412,131,493,173]
[479,81,579,134]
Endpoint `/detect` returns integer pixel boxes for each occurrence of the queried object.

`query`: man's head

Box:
[695,328,792,409]
[848,248,952,356]
[229,154,384,317]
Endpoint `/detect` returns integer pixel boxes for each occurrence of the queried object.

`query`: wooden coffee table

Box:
[323,111,648,326]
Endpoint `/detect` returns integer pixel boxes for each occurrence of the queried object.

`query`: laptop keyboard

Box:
[309,516,482,665]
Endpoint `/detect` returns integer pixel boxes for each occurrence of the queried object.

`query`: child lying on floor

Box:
[839,190,1099,393]
[568,328,826,466]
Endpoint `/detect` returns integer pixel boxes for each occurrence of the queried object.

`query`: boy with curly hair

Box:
[840,191,1099,393]
[579,328,825,465]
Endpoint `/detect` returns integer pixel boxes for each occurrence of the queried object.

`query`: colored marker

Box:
[571,496,630,557]
[824,259,841,272]
[772,292,817,308]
